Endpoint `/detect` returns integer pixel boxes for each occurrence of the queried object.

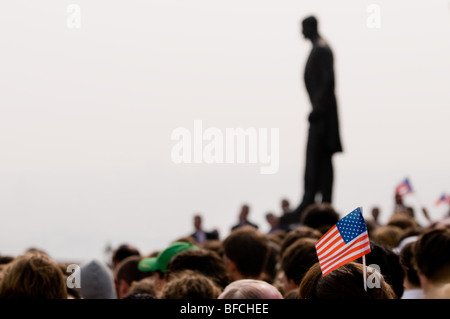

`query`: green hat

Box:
[138,242,198,273]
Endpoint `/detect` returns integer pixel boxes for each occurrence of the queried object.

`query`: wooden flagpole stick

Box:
[363,255,367,292]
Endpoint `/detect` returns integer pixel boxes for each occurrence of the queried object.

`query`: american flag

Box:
[395,178,413,198]
[315,207,371,276]
[436,193,450,206]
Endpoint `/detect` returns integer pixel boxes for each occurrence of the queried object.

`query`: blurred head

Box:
[193,214,202,230]
[0,252,67,299]
[413,228,450,289]
[298,262,396,299]
[301,16,318,39]
[218,279,283,299]
[160,270,222,299]
[266,213,279,229]
[222,225,269,281]
[281,199,290,212]
[112,244,141,269]
[239,205,250,221]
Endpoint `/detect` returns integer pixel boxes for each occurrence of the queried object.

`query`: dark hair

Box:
[112,244,141,267]
[302,16,318,30]
[300,204,340,234]
[222,225,269,278]
[356,241,404,298]
[115,255,148,285]
[413,227,450,283]
[280,226,322,257]
[165,249,230,289]
[399,242,421,287]
[281,237,318,285]
[298,262,396,299]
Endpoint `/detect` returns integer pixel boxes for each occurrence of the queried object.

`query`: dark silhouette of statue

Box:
[280,16,342,230]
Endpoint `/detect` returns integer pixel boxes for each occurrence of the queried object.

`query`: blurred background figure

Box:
[111,243,141,270]
[291,15,343,222]
[190,214,219,244]
[265,212,281,234]
[371,206,381,227]
[231,204,258,231]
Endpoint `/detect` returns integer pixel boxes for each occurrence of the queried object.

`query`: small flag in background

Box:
[395,178,413,198]
[315,207,371,276]
[436,193,450,206]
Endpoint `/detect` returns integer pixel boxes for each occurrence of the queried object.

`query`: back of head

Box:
[387,213,418,230]
[280,226,322,257]
[281,237,319,285]
[298,262,396,299]
[201,239,224,258]
[80,259,117,299]
[300,204,340,234]
[112,244,141,269]
[115,255,148,286]
[302,15,319,38]
[0,252,67,299]
[128,276,157,297]
[413,227,450,284]
[165,248,230,290]
[160,270,222,299]
[218,279,283,299]
[222,225,269,278]
[371,225,404,249]
[399,241,421,287]
[356,241,404,298]
[302,16,318,30]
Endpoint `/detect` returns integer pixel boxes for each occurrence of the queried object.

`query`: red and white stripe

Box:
[315,225,371,276]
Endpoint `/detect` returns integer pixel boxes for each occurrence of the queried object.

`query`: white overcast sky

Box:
[1,1,449,262]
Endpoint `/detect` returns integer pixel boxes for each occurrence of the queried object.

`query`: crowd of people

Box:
[0,195,449,300]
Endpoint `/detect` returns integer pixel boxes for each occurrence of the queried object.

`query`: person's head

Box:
[239,204,250,221]
[387,213,418,230]
[0,252,67,299]
[128,276,157,297]
[80,259,117,299]
[111,244,141,269]
[356,241,405,298]
[280,225,322,257]
[160,269,222,299]
[193,214,202,231]
[399,241,421,289]
[265,212,279,229]
[260,239,281,284]
[201,239,224,258]
[413,227,450,297]
[165,248,230,290]
[218,279,283,299]
[371,225,404,249]
[371,207,380,221]
[222,225,269,281]
[138,242,199,276]
[395,193,404,205]
[280,237,319,295]
[114,255,149,299]
[298,262,396,299]
[301,15,319,40]
[281,198,290,212]
[300,203,340,235]
[138,241,199,297]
